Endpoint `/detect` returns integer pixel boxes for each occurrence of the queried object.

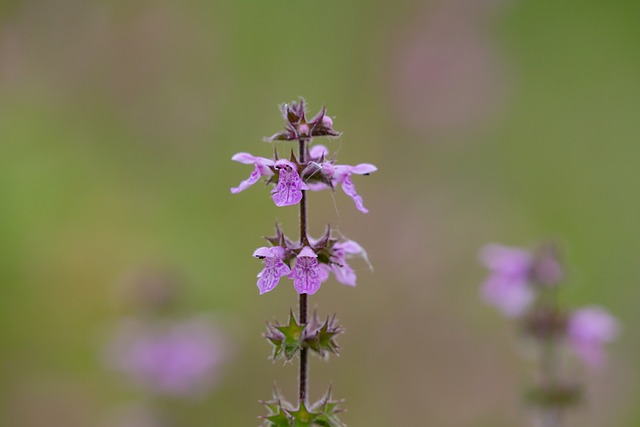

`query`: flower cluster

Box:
[479,242,619,368]
[232,99,369,425]
[253,225,368,295]
[231,100,377,213]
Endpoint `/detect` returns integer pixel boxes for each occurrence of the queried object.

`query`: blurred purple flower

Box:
[271,159,308,207]
[230,153,274,194]
[567,306,620,367]
[106,317,227,397]
[289,246,323,295]
[253,246,291,294]
[479,244,534,317]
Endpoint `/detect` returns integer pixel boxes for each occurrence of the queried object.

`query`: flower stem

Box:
[298,138,309,406]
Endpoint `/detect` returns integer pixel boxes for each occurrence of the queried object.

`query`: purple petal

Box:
[231,152,274,167]
[334,239,364,255]
[318,264,331,283]
[257,257,291,294]
[334,163,377,178]
[231,164,263,194]
[568,306,620,367]
[309,145,329,160]
[231,154,274,194]
[253,246,286,259]
[331,259,357,286]
[290,249,322,295]
[480,244,532,276]
[307,182,331,192]
[481,275,533,317]
[347,163,377,175]
[271,160,309,207]
[341,175,368,213]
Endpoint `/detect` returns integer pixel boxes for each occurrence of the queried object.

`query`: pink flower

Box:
[567,306,619,367]
[271,159,309,207]
[230,153,274,194]
[253,246,291,294]
[289,246,323,295]
[328,239,368,286]
[306,148,377,213]
[479,244,534,317]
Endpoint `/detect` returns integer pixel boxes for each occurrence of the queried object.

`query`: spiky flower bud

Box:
[260,387,346,427]
[264,311,344,362]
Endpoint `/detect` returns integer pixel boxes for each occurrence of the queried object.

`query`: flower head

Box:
[271,159,309,207]
[289,247,324,295]
[230,153,274,194]
[567,306,619,367]
[253,246,291,294]
[480,244,534,317]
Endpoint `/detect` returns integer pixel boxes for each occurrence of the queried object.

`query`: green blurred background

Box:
[1,0,639,426]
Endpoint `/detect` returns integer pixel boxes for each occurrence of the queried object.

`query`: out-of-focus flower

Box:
[230,153,275,194]
[479,244,534,317]
[531,242,564,286]
[253,246,291,294]
[289,246,323,295]
[567,306,620,367]
[271,159,308,207]
[106,317,227,397]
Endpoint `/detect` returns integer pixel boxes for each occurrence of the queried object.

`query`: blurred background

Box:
[1,0,639,426]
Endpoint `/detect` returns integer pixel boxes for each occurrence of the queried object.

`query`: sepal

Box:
[303,312,344,359]
[260,387,346,427]
[265,311,306,361]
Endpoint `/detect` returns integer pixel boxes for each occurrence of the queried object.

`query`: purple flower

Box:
[230,153,274,194]
[305,148,377,213]
[271,159,309,207]
[253,246,291,294]
[289,246,323,295]
[309,144,330,160]
[328,239,368,286]
[333,164,377,213]
[480,244,534,317]
[567,306,619,367]
[106,317,226,397]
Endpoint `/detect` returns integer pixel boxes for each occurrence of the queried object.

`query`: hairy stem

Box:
[298,138,309,406]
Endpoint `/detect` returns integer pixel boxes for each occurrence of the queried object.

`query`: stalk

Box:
[298,137,309,406]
